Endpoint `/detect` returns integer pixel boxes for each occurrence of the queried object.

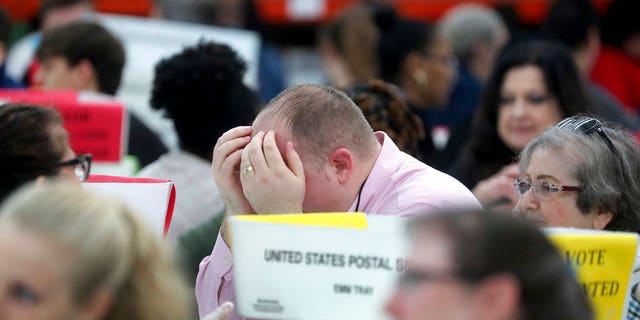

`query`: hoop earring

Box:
[413,70,428,87]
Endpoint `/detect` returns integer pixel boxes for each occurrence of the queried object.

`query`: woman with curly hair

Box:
[343,79,426,160]
[139,40,261,242]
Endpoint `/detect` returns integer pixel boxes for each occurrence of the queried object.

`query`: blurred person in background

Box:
[152,0,285,103]
[139,41,260,290]
[35,21,168,167]
[428,3,509,167]
[450,40,589,211]
[0,103,90,203]
[0,7,24,88]
[591,0,640,114]
[0,180,192,320]
[5,0,93,85]
[542,0,640,131]
[318,4,380,87]
[141,40,259,240]
[376,6,456,167]
[386,209,593,320]
[320,4,457,167]
[342,79,426,161]
[37,0,93,31]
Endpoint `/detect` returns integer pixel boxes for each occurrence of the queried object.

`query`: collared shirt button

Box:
[224,258,231,266]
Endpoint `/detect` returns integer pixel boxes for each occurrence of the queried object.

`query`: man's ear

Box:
[471,274,521,320]
[327,148,353,184]
[73,59,98,91]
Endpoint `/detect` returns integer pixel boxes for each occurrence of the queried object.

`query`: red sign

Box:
[254,0,613,25]
[0,89,126,162]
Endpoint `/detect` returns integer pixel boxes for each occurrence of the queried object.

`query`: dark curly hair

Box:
[150,41,261,161]
[342,79,425,160]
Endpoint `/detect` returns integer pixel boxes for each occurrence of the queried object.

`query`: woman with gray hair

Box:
[513,115,640,232]
[513,115,640,319]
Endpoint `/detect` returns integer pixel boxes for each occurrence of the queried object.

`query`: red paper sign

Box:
[0,89,126,162]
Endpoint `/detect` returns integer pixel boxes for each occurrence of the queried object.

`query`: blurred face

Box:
[35,57,82,91]
[478,28,508,81]
[513,148,604,228]
[497,65,563,151]
[623,34,640,60]
[386,229,474,320]
[318,37,350,87]
[213,0,244,27]
[0,223,81,320]
[422,35,456,106]
[49,124,80,183]
[41,2,93,30]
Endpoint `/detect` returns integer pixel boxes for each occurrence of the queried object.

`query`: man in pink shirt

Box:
[196,84,481,319]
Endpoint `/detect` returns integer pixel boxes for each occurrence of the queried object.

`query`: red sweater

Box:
[591,45,640,113]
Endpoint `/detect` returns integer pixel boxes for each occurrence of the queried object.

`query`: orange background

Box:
[0,0,613,24]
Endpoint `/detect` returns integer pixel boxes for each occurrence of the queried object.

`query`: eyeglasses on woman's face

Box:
[514,178,581,200]
[58,154,92,182]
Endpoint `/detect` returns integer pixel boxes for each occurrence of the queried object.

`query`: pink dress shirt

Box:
[195,132,481,319]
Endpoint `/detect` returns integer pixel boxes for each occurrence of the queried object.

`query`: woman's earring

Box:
[413,70,428,87]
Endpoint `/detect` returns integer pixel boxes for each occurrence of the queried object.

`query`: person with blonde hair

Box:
[0,181,192,320]
[318,3,380,87]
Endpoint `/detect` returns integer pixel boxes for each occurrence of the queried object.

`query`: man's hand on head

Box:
[212,126,260,248]
[240,130,306,214]
[211,126,257,217]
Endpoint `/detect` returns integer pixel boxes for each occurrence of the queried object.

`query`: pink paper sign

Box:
[0,89,125,162]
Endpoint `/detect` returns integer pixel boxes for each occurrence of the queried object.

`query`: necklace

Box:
[354,179,367,212]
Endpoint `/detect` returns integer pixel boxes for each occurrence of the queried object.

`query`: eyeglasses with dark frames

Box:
[58,154,92,182]
[514,178,581,200]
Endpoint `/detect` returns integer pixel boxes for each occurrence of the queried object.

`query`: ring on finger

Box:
[242,165,255,175]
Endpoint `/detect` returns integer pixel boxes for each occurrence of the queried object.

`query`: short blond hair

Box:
[0,181,192,320]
